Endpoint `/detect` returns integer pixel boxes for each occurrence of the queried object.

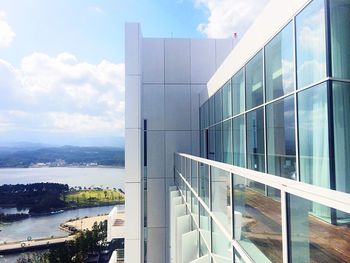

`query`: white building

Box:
[124,0,350,262]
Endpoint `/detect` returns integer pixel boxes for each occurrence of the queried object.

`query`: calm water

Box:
[0,167,124,189]
[0,205,124,242]
[0,167,125,243]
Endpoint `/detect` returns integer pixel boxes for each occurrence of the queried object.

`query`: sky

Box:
[0,0,268,147]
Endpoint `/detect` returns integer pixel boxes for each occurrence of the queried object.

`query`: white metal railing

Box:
[174,152,350,263]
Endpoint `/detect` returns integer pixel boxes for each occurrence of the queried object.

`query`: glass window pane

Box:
[210,96,215,126]
[296,0,326,89]
[246,51,263,109]
[266,95,296,179]
[211,167,231,233]
[204,101,209,128]
[191,160,198,192]
[332,81,350,194]
[223,119,233,164]
[199,202,211,249]
[330,0,350,80]
[233,115,246,167]
[199,232,210,259]
[288,194,350,262]
[232,68,245,115]
[265,22,294,101]
[192,191,199,225]
[247,108,265,172]
[209,126,215,160]
[298,83,330,189]
[215,123,223,162]
[215,89,223,123]
[233,175,282,263]
[199,163,210,206]
[223,80,232,119]
[212,220,232,260]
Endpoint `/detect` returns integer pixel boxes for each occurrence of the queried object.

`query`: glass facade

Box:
[246,51,264,110]
[179,0,350,262]
[266,96,296,179]
[199,0,350,194]
[296,0,326,89]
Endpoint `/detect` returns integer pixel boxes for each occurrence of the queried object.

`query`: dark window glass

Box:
[222,80,232,119]
[267,95,296,179]
[296,0,326,88]
[209,96,215,126]
[215,89,223,123]
[265,22,294,101]
[246,51,263,109]
[215,123,222,162]
[298,83,330,188]
[233,115,245,167]
[333,81,350,194]
[330,0,350,80]
[247,108,265,172]
[208,126,215,160]
[232,68,245,115]
[223,119,233,164]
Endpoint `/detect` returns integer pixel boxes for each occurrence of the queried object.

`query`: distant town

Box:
[0,145,125,168]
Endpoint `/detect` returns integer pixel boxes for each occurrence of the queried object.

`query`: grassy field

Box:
[64,189,124,207]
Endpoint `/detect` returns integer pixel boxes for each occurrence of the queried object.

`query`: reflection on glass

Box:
[223,120,233,164]
[215,89,223,124]
[298,84,330,189]
[209,126,215,160]
[203,101,209,128]
[266,95,296,179]
[210,96,215,126]
[223,80,232,119]
[288,194,350,263]
[233,115,245,168]
[296,0,326,89]
[233,175,282,263]
[330,0,350,80]
[212,219,232,260]
[211,167,231,233]
[199,202,211,250]
[215,123,223,162]
[247,108,265,172]
[199,163,209,206]
[265,22,294,101]
[333,81,350,194]
[246,51,263,109]
[232,68,245,115]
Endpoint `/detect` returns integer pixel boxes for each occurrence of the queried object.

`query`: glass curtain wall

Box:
[232,69,245,115]
[296,0,326,89]
[330,0,350,80]
[233,116,245,167]
[246,108,265,172]
[265,22,294,101]
[266,96,296,179]
[222,119,233,164]
[246,51,264,110]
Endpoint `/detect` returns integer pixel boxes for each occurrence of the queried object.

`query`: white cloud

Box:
[90,6,104,14]
[0,11,15,48]
[195,0,269,38]
[0,53,125,139]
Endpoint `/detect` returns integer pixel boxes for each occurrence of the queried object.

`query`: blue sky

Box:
[0,0,267,146]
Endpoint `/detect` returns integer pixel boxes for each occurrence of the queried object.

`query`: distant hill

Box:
[0,146,125,168]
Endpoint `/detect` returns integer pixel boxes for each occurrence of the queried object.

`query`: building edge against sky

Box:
[124,0,350,262]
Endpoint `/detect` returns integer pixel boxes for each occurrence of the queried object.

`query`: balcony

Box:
[170,153,350,263]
